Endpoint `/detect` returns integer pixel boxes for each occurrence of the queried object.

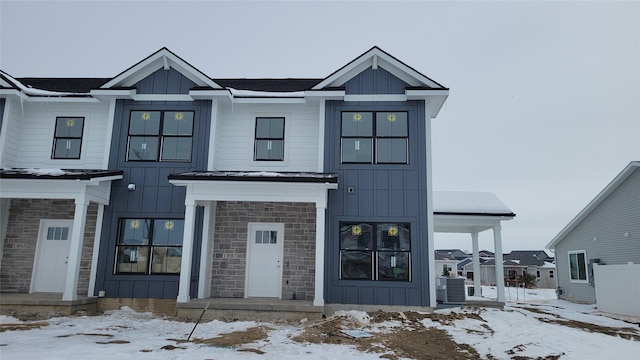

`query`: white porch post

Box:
[493,224,506,302]
[471,232,481,296]
[197,202,214,299]
[87,204,105,297]
[313,203,326,306]
[177,199,197,303]
[63,196,89,301]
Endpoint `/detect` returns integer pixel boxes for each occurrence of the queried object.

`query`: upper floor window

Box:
[568,250,587,282]
[341,111,408,164]
[115,218,184,275]
[339,222,411,281]
[52,117,84,159]
[254,117,285,161]
[127,111,194,162]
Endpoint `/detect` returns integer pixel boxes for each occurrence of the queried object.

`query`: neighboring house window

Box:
[536,270,541,278]
[115,218,183,275]
[568,250,588,281]
[507,269,517,280]
[549,270,554,278]
[254,117,285,161]
[339,222,411,281]
[52,117,84,159]
[341,111,408,164]
[442,264,453,276]
[127,111,194,161]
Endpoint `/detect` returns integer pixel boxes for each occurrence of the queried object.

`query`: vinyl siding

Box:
[0,98,24,168]
[12,102,110,169]
[213,103,319,172]
[555,168,640,303]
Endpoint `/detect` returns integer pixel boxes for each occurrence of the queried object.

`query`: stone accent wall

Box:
[0,199,97,295]
[211,201,316,300]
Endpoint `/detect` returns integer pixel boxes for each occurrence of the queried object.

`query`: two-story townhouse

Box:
[1,47,514,316]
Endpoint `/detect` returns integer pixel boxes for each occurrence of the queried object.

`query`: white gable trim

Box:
[101,48,221,89]
[312,47,443,90]
[547,161,640,249]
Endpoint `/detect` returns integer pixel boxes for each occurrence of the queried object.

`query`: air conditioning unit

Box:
[436,277,466,304]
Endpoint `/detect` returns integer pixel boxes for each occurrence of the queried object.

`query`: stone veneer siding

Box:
[211,201,316,300]
[0,199,97,295]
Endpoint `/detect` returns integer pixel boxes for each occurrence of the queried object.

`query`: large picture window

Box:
[127,111,194,162]
[52,117,84,159]
[115,218,184,275]
[568,250,587,282]
[254,117,285,161]
[341,111,408,164]
[340,222,411,281]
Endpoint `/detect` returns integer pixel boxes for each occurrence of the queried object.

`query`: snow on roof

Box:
[1,71,88,96]
[228,88,305,98]
[433,191,515,216]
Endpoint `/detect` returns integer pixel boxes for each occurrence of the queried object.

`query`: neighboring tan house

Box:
[0,47,514,314]
[547,161,640,304]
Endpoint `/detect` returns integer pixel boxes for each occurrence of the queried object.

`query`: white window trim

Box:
[568,250,589,283]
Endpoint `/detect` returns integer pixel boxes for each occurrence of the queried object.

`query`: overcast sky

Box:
[1,0,638,254]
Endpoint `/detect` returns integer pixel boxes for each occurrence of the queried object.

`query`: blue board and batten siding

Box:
[95,68,210,299]
[324,67,431,306]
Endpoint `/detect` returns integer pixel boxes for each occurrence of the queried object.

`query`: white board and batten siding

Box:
[213,103,320,172]
[555,168,640,303]
[12,102,111,169]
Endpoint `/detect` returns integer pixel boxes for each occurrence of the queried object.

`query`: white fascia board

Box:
[170,179,337,204]
[406,89,449,98]
[304,90,346,100]
[0,89,26,100]
[131,94,194,102]
[434,214,514,234]
[232,97,306,104]
[189,89,232,100]
[90,89,136,100]
[344,94,407,102]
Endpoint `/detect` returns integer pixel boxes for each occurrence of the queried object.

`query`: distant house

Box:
[547,161,640,304]
[462,250,556,288]
[434,251,462,277]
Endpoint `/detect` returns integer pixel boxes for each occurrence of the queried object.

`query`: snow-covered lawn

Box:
[1,288,638,359]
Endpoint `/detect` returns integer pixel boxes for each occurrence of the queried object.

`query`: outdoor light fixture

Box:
[127,183,136,191]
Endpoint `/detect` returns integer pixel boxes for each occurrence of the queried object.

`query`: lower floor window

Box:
[568,250,587,281]
[115,218,183,274]
[339,222,411,281]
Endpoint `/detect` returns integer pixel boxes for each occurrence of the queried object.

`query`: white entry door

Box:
[31,220,73,293]
[245,223,284,298]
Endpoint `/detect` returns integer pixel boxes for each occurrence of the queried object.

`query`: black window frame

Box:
[254,117,285,161]
[126,110,194,162]
[339,222,411,282]
[340,111,409,164]
[52,116,85,159]
[114,218,184,275]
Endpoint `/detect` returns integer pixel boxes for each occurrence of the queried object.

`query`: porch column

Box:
[177,199,197,303]
[471,232,481,296]
[493,224,506,302]
[87,204,105,297]
[198,202,214,299]
[313,203,326,306]
[63,196,89,301]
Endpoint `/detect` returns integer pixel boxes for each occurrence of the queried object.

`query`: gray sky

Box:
[1,0,639,254]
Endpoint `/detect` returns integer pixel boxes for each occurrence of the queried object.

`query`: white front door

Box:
[245,223,284,298]
[31,220,73,293]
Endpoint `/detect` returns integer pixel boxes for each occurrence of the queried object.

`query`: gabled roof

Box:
[16,78,109,93]
[312,46,447,90]
[100,47,220,89]
[547,161,640,249]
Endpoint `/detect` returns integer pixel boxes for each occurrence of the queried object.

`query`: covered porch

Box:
[432,191,516,305]
[168,171,338,308]
[0,169,122,303]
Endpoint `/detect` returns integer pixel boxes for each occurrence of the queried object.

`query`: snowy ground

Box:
[1,287,638,360]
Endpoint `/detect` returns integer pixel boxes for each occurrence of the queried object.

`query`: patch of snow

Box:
[23,168,68,176]
[433,191,513,214]
[228,87,305,98]
[1,70,87,97]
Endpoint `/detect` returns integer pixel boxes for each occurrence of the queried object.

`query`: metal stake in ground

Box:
[187,302,210,341]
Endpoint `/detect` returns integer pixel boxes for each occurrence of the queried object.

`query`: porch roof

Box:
[0,168,123,180]
[433,191,515,233]
[168,171,338,184]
